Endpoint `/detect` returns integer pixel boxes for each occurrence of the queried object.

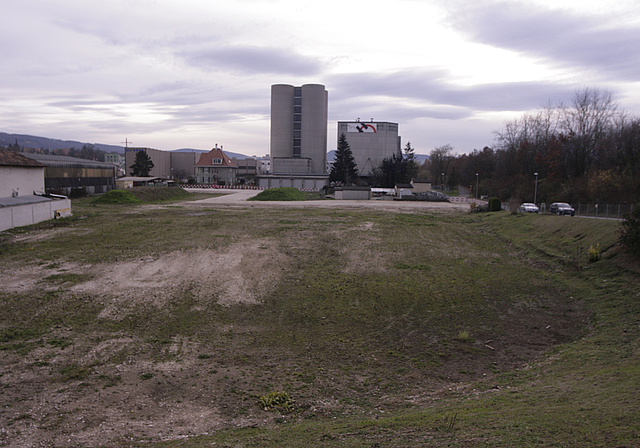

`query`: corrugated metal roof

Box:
[24,153,116,168]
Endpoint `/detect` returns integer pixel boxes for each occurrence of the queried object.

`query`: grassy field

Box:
[0,194,638,447]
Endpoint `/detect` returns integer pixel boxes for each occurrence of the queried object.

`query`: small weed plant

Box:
[259,391,294,413]
[588,244,601,262]
[455,331,473,343]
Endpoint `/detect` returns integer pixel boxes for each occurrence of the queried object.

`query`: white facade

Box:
[337,121,401,177]
[0,165,45,198]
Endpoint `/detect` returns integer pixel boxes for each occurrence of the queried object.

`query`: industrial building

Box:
[270,84,328,175]
[337,121,401,177]
[24,153,117,195]
[259,84,329,190]
[124,147,171,178]
[0,149,72,231]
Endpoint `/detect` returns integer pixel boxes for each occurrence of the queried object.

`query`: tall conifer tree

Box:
[330,133,359,185]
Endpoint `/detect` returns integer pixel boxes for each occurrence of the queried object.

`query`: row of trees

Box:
[424,89,640,204]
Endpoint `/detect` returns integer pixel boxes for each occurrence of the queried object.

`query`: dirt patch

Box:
[0,240,288,312]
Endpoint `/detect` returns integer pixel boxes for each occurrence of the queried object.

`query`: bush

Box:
[620,205,640,257]
[488,197,502,212]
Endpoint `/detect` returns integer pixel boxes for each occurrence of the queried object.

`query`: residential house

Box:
[195,145,238,185]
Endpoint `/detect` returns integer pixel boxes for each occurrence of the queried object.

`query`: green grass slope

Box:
[248,187,309,201]
[92,186,194,204]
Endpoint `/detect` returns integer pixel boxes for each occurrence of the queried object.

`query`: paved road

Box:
[183,188,470,213]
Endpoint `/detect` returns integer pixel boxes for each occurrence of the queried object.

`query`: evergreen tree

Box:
[330,134,359,185]
[371,142,419,187]
[129,150,154,177]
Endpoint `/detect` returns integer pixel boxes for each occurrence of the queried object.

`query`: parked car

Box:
[519,203,539,213]
[549,202,575,216]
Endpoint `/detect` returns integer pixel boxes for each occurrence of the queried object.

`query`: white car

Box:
[519,203,539,213]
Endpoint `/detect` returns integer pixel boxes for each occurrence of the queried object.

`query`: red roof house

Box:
[195,145,238,185]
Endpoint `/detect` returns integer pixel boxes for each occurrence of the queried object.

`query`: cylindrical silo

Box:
[300,84,328,174]
[270,84,295,160]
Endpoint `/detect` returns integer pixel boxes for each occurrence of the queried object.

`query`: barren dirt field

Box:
[0,192,634,447]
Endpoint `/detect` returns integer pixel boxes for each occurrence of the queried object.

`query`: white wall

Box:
[0,198,71,231]
[0,166,45,198]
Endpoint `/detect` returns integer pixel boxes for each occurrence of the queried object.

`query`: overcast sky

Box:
[2,0,639,156]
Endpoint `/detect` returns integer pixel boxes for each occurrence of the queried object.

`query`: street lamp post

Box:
[534,172,539,206]
[475,173,479,199]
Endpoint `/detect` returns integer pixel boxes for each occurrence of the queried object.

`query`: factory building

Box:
[337,121,401,177]
[270,84,328,175]
[259,84,329,190]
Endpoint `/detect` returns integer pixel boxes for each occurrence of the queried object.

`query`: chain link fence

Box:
[537,203,634,220]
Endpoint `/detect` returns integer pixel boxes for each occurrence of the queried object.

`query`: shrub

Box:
[488,197,502,212]
[620,205,640,257]
[588,244,601,262]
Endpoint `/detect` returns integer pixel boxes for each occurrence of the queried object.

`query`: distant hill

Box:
[2,133,428,163]
[0,133,262,160]
[0,132,125,154]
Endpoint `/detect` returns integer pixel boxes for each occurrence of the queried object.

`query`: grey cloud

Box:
[447,2,640,81]
[183,46,323,76]
[328,70,578,116]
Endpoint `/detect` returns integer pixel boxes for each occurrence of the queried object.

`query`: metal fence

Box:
[537,203,634,220]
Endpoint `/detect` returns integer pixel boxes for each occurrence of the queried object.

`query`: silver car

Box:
[549,202,575,216]
[519,203,539,213]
